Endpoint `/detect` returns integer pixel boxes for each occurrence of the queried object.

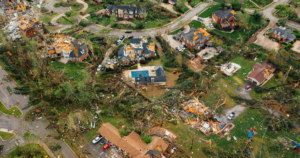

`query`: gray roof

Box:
[106,4,146,14]
[271,27,296,42]
[135,66,166,83]
[177,27,211,44]
[130,38,142,44]
[213,9,235,24]
[118,38,155,60]
[69,40,88,58]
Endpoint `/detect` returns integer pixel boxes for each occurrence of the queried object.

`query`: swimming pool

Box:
[131,70,149,78]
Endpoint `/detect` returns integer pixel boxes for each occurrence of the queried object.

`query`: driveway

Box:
[220,105,247,123]
[102,45,117,65]
[161,3,179,14]
[234,84,252,100]
[162,35,182,49]
[45,1,69,13]
[87,143,109,158]
[254,20,280,51]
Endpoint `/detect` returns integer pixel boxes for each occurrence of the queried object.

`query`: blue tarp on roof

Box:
[292,141,300,147]
[248,131,253,138]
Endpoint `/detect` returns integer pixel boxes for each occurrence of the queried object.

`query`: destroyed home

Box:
[247,62,276,86]
[46,35,89,63]
[98,123,170,158]
[118,36,156,65]
[270,26,296,43]
[105,4,146,20]
[212,9,238,30]
[176,27,212,51]
[149,127,177,141]
[16,18,46,37]
[0,0,26,15]
[220,62,241,76]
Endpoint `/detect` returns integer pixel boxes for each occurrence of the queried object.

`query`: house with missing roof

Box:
[270,26,296,43]
[46,35,89,63]
[212,9,238,30]
[176,27,212,51]
[16,18,46,37]
[0,0,26,15]
[135,65,167,86]
[118,36,156,66]
[220,62,241,76]
[105,4,146,20]
[98,123,170,158]
[247,62,276,86]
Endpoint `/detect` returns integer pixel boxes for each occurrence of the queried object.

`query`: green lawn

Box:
[46,25,61,31]
[71,3,84,11]
[170,28,183,35]
[85,3,104,14]
[144,18,170,29]
[39,13,58,23]
[0,101,22,117]
[49,59,87,79]
[190,20,204,29]
[198,4,221,18]
[0,131,15,141]
[87,16,110,26]
[57,16,73,25]
[251,0,273,7]
[62,26,75,32]
[8,144,49,158]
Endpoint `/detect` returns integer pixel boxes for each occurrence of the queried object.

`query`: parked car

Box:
[209,23,214,28]
[227,112,235,121]
[245,85,252,91]
[101,65,106,71]
[106,59,111,65]
[92,135,103,144]
[175,47,182,52]
[198,17,204,21]
[112,58,117,64]
[116,40,121,45]
[120,35,125,40]
[128,35,133,38]
[125,30,132,33]
[97,65,102,71]
[103,143,111,150]
[100,140,106,145]
[180,45,185,50]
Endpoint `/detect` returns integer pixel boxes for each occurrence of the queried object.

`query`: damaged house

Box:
[0,0,26,15]
[98,123,170,158]
[46,35,89,63]
[118,36,156,66]
[220,62,241,76]
[247,62,276,86]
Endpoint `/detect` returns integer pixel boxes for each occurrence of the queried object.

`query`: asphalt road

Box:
[45,1,69,13]
[87,143,109,158]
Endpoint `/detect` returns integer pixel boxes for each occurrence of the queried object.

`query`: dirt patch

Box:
[291,40,300,53]
[247,28,263,43]
[254,20,280,51]
[188,56,206,72]
[265,100,291,117]
[233,76,244,85]
[165,71,180,87]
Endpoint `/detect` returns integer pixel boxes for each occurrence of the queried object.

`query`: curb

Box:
[0,100,23,118]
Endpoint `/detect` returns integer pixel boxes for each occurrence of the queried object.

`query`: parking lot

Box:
[87,142,110,158]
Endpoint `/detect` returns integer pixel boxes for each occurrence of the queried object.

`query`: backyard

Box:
[57,16,74,25]
[39,13,58,23]
[48,59,87,79]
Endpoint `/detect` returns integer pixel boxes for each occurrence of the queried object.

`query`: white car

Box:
[180,45,185,50]
[175,47,182,52]
[97,65,102,71]
[106,59,111,65]
[227,112,235,121]
[209,23,214,28]
[92,135,103,144]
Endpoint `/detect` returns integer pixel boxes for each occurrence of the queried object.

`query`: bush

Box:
[141,135,152,144]
[65,10,73,17]
[285,44,293,51]
[44,29,50,34]
[79,19,90,27]
[40,6,48,13]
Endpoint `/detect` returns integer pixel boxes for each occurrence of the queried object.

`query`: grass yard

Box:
[170,28,183,35]
[49,59,87,79]
[62,26,75,32]
[39,13,58,23]
[0,131,15,141]
[85,3,104,14]
[45,25,62,31]
[190,20,204,29]
[198,4,221,18]
[251,0,273,7]
[57,16,73,25]
[0,101,22,117]
[71,3,84,11]
[144,19,171,29]
[8,144,49,158]
[87,16,110,26]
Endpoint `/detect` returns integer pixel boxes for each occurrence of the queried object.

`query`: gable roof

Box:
[107,4,146,14]
[271,27,296,42]
[136,65,166,83]
[213,9,236,24]
[247,62,276,83]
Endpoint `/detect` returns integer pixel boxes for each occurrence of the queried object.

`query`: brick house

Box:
[46,35,89,63]
[105,4,146,20]
[212,9,238,30]
[98,123,170,158]
[118,36,156,65]
[17,18,46,37]
[0,0,26,15]
[247,62,276,86]
[271,26,296,43]
[176,27,212,51]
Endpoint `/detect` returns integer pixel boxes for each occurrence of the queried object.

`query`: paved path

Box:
[76,0,88,13]
[45,1,69,13]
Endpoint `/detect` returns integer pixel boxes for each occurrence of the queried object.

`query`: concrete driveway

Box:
[220,105,247,123]
[162,35,182,49]
[45,1,69,13]
[234,84,252,100]
[254,20,280,51]
[87,143,109,158]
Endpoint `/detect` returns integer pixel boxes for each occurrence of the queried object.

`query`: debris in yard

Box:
[220,62,241,76]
